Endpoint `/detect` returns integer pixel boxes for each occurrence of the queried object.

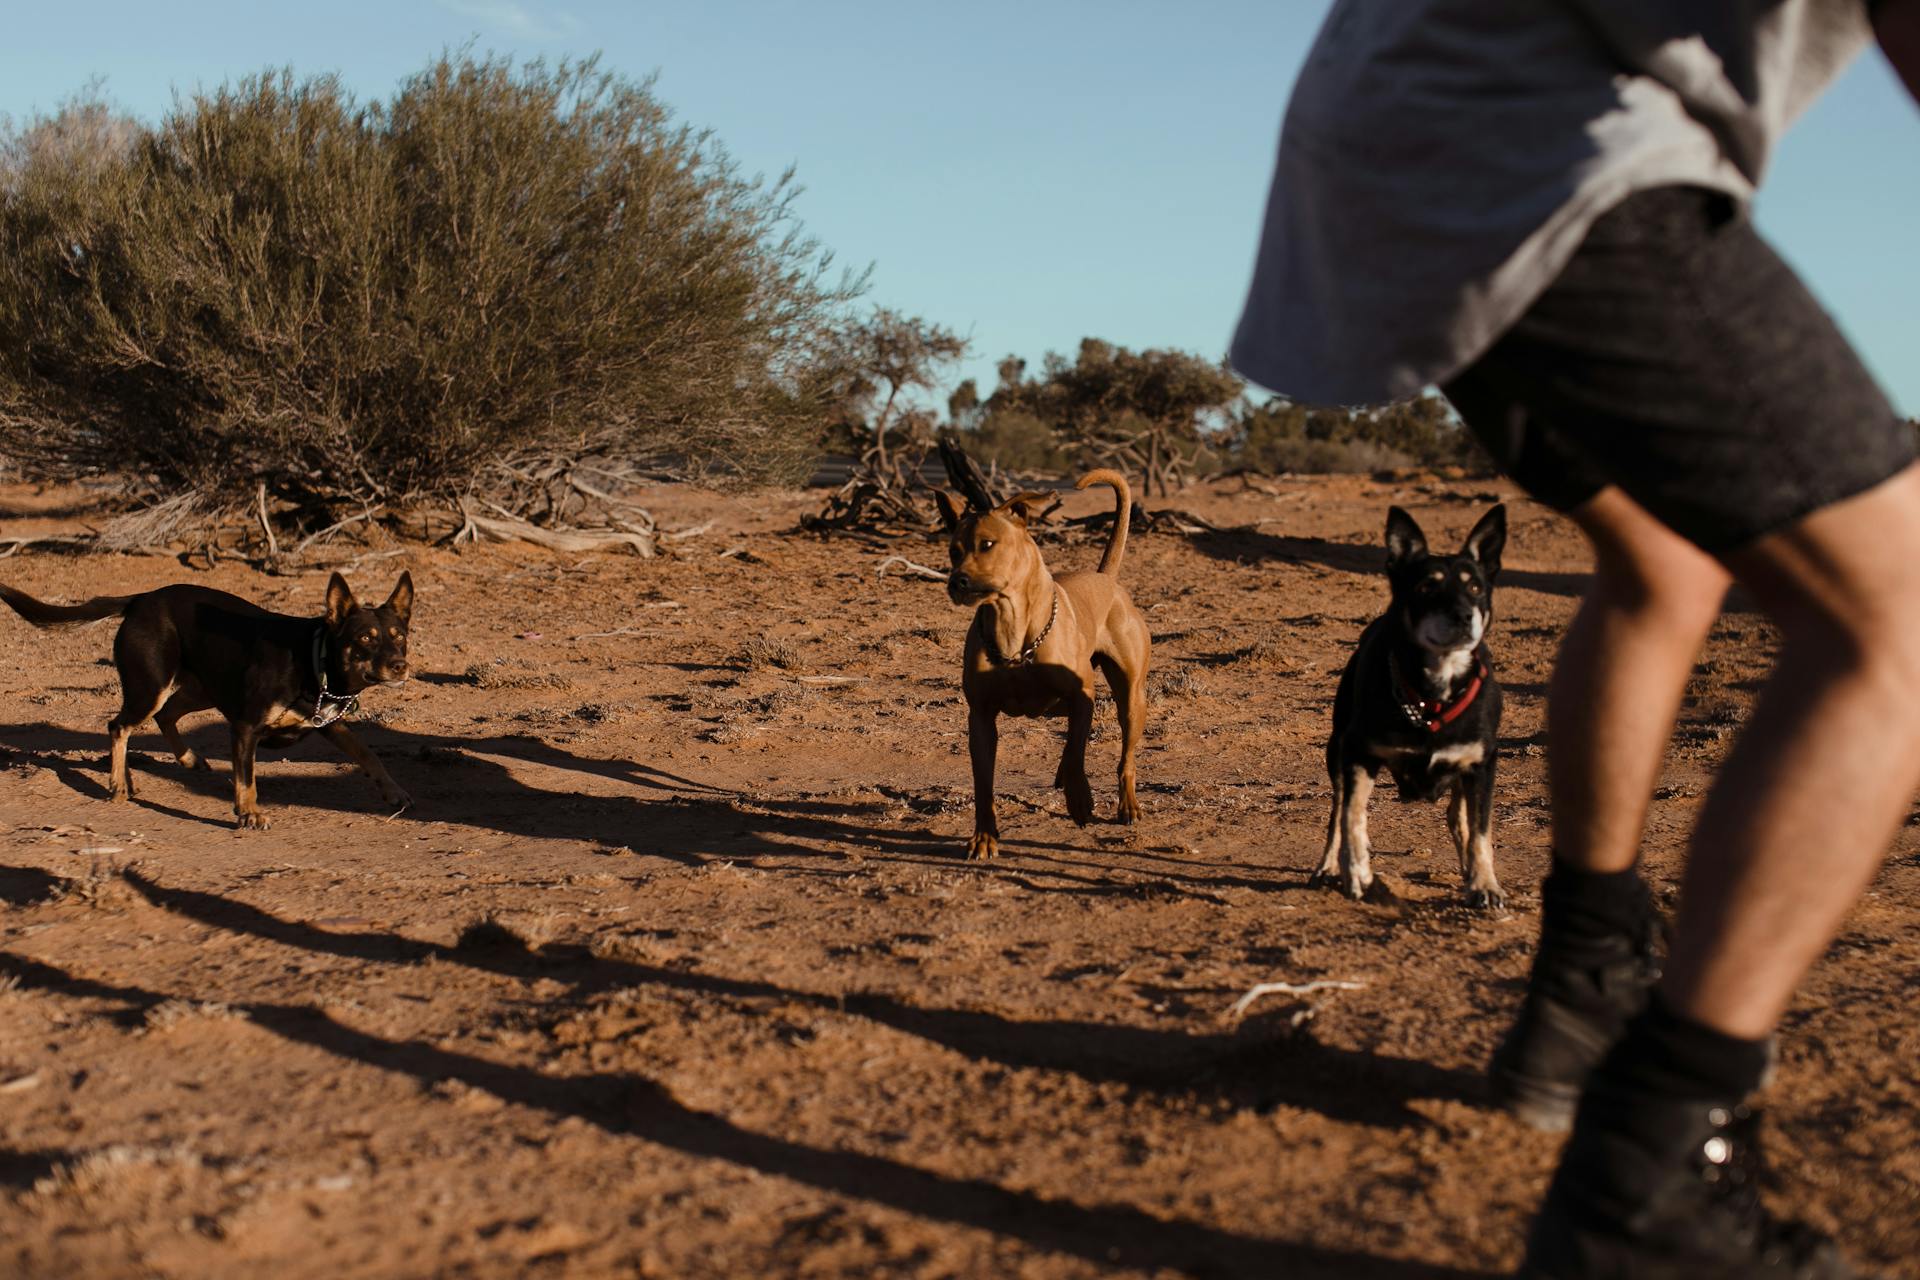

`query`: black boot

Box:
[1520,1092,1862,1278]
[1490,865,1660,1131]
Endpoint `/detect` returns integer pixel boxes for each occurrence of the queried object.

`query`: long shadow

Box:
[2,948,1489,1279]
[0,1147,68,1191]
[0,864,64,907]
[0,948,1482,1274]
[0,723,1301,899]
[1185,528,1596,600]
[117,873,1473,1130]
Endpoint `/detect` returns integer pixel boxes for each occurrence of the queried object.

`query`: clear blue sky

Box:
[4,1,1917,413]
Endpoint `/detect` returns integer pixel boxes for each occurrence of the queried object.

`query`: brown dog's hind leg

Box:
[230,723,268,830]
[1058,689,1096,826]
[967,705,1001,859]
[1101,659,1145,826]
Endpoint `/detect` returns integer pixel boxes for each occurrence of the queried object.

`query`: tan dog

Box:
[934,470,1151,858]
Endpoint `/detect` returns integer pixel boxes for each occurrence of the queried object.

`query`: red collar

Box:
[1392,651,1489,734]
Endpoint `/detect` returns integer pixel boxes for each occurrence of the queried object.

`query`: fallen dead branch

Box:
[1226,978,1367,1021]
[451,506,656,557]
[874,555,947,581]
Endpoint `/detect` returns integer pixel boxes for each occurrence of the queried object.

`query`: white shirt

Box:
[1229,0,1873,405]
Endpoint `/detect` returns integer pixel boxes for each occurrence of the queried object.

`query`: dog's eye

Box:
[360,633,374,645]
[980,540,994,552]
[1467,582,1483,595]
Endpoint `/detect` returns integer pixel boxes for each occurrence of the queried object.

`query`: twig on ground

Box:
[1227,978,1367,1021]
[874,555,947,581]
[255,483,279,560]
[569,627,670,640]
[293,506,383,556]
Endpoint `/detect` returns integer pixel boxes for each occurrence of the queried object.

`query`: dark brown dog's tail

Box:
[1077,468,1131,575]
[0,584,134,628]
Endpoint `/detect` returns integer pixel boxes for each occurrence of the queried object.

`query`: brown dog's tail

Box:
[1077,468,1131,576]
[0,584,135,628]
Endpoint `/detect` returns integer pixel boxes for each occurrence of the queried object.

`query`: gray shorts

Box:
[1443,187,1913,553]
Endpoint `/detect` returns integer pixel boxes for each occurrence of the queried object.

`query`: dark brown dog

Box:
[0,573,413,829]
[935,470,1151,858]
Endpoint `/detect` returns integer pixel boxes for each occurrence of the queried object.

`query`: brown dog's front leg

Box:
[967,705,1000,859]
[231,724,268,830]
[1059,691,1096,826]
[323,723,412,814]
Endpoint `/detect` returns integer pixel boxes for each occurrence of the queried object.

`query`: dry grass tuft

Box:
[32,1144,203,1198]
[461,661,573,691]
[1149,666,1208,701]
[51,857,147,911]
[142,999,245,1033]
[1235,638,1289,669]
[737,637,806,672]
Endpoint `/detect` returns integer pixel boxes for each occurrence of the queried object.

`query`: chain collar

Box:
[981,590,1059,668]
[309,627,360,728]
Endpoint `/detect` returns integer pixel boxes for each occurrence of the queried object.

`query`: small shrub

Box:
[0,56,861,524]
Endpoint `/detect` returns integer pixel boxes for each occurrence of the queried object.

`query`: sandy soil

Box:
[2,474,1916,1279]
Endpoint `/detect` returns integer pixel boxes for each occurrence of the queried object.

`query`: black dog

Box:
[1318,505,1507,908]
[0,573,414,829]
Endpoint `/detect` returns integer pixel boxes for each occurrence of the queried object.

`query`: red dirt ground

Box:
[2,474,1916,1279]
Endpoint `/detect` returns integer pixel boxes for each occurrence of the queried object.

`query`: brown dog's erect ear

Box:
[1462,504,1507,576]
[1384,506,1428,568]
[384,571,414,624]
[999,491,1056,526]
[933,489,966,533]
[324,572,355,626]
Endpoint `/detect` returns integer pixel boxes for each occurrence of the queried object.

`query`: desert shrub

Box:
[0,57,860,526]
[988,341,1241,496]
[966,409,1069,473]
[1231,393,1481,474]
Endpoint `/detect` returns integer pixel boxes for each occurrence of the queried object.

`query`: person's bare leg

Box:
[1492,488,1731,1129]
[1662,464,1920,1038]
[1552,487,1732,873]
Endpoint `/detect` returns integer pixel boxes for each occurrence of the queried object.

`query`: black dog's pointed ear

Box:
[384,571,414,624]
[325,572,355,626]
[933,489,966,533]
[1385,506,1427,568]
[1462,504,1507,576]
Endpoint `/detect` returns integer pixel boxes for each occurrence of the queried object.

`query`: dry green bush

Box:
[0,57,861,528]
[1232,394,1482,475]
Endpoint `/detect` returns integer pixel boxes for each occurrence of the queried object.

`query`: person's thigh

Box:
[1452,186,1913,556]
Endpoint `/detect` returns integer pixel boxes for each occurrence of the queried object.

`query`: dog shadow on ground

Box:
[2,881,1493,1279]
[1185,527,1597,600]
[0,722,1304,901]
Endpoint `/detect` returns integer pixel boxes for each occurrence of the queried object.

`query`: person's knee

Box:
[1775,583,1920,696]
[1588,545,1728,630]
[1572,487,1730,629]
